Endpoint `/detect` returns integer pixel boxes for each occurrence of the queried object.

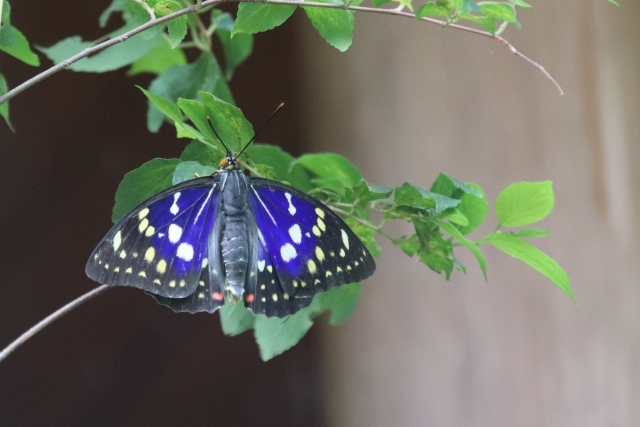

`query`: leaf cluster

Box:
[111,89,574,359]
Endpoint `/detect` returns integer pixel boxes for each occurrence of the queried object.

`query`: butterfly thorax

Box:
[218,169,250,298]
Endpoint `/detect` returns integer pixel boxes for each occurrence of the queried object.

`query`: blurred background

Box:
[1,0,639,425]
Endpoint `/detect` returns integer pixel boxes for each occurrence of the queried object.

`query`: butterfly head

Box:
[219,153,240,171]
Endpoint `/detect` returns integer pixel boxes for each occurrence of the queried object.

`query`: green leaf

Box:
[167,16,189,48]
[200,92,254,152]
[254,309,315,361]
[371,0,391,6]
[395,182,460,213]
[219,303,255,336]
[2,0,11,25]
[99,0,124,27]
[396,237,420,257]
[180,140,223,167]
[0,72,13,131]
[147,52,232,132]
[232,3,296,36]
[172,161,216,184]
[437,220,487,280]
[39,31,158,72]
[462,0,481,12]
[138,86,183,123]
[514,0,531,7]
[177,98,217,143]
[513,228,552,238]
[294,153,363,189]
[112,158,180,222]
[154,0,182,15]
[312,283,360,325]
[303,0,354,52]
[212,11,253,79]
[459,12,497,33]
[0,25,39,66]
[246,144,313,192]
[445,209,469,226]
[416,2,450,18]
[456,182,487,235]
[478,2,517,22]
[495,181,554,227]
[349,180,393,203]
[128,37,186,76]
[344,218,381,257]
[418,245,454,279]
[483,233,573,301]
[430,173,482,198]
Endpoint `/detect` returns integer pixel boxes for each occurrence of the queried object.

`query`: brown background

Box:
[0,2,323,426]
[2,0,640,426]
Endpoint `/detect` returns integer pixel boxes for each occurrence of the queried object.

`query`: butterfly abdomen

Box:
[220,171,250,298]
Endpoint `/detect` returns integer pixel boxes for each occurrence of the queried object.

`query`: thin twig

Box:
[0,285,110,364]
[0,0,562,106]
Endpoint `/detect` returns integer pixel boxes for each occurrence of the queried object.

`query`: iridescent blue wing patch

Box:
[245,178,375,316]
[85,176,221,300]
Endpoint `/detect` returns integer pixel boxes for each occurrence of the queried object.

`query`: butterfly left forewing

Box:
[86,177,221,299]
[247,178,375,316]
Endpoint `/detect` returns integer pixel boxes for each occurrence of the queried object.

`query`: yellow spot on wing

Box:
[169,280,176,288]
[153,279,161,285]
[262,297,266,302]
[315,247,325,262]
[261,284,266,290]
[156,259,167,274]
[126,267,133,274]
[337,267,342,273]
[272,294,278,302]
[355,261,359,266]
[145,226,155,237]
[314,279,321,285]
[307,259,317,274]
[317,218,326,232]
[138,218,149,233]
[104,264,109,269]
[199,281,205,287]
[138,208,150,220]
[284,293,290,300]
[198,293,205,299]
[267,265,273,273]
[145,247,155,263]
[340,248,346,257]
[312,226,321,237]
[341,229,350,249]
[301,281,307,288]
[315,208,325,218]
[138,271,147,278]
[347,265,352,271]
[119,250,127,259]
[114,267,120,273]
[179,279,186,288]
[293,280,298,288]
[325,271,332,277]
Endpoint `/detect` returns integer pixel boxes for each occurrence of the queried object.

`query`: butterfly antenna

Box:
[236,103,285,158]
[207,116,232,154]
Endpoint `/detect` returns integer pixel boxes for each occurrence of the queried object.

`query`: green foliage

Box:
[121,90,573,358]
[2,0,587,358]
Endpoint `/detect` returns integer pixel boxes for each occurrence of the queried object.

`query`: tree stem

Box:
[0,285,110,364]
[0,0,562,106]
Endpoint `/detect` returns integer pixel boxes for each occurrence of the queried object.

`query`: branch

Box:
[0,285,110,364]
[0,0,562,105]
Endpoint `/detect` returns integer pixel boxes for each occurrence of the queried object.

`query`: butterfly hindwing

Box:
[246,178,375,316]
[85,176,221,299]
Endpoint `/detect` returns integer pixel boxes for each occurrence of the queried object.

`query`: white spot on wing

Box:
[285,192,296,215]
[201,258,208,269]
[280,243,297,262]
[305,232,311,238]
[194,189,213,222]
[251,188,277,225]
[113,231,122,251]
[168,223,183,243]
[170,192,181,215]
[288,224,302,244]
[176,242,194,261]
[258,260,265,272]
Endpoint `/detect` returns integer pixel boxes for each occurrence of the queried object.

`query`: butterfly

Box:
[85,125,376,318]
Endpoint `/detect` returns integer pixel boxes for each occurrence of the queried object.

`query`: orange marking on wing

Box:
[213,292,224,301]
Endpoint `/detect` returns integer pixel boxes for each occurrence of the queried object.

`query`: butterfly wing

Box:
[86,176,222,300]
[245,178,376,316]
